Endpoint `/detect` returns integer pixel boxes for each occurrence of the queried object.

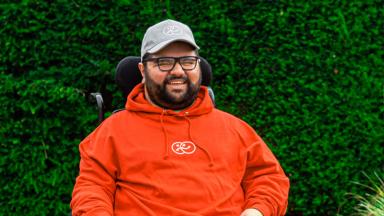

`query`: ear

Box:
[138,62,145,82]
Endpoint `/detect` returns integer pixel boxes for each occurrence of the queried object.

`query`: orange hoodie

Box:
[71,84,289,216]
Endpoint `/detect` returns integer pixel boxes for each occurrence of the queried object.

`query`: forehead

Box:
[153,42,196,57]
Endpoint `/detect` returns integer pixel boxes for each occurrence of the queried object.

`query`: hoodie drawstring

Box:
[184,114,215,167]
[160,111,214,167]
[160,110,170,160]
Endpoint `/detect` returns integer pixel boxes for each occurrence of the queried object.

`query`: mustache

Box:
[165,75,188,83]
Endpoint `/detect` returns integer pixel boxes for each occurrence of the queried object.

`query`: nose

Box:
[168,61,185,76]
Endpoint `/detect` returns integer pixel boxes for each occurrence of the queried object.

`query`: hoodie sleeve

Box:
[241,131,290,216]
[70,128,118,216]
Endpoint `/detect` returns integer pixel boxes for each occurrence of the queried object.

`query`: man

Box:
[71,19,289,216]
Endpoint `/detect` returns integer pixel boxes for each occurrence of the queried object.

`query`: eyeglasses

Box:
[143,56,200,72]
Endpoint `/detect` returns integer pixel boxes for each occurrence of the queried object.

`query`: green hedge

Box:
[1,1,383,215]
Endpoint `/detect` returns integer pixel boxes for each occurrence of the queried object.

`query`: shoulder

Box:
[88,109,131,137]
[211,108,262,144]
[102,109,131,125]
[211,108,253,128]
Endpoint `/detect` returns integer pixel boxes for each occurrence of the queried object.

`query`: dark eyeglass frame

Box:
[143,56,200,72]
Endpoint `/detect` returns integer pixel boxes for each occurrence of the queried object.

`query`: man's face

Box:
[141,42,201,110]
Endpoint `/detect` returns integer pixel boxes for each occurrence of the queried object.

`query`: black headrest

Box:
[115,56,212,98]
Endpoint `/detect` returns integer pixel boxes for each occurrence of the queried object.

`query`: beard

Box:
[144,69,201,110]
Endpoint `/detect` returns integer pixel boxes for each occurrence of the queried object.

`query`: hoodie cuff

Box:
[79,208,112,216]
[250,205,271,216]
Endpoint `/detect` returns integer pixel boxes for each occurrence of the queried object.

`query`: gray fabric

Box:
[141,19,200,60]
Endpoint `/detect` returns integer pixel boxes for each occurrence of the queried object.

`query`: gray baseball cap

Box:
[141,19,200,60]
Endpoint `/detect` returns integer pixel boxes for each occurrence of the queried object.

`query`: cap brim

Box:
[147,39,200,55]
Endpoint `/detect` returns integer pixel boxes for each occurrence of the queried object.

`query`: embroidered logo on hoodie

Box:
[171,141,196,155]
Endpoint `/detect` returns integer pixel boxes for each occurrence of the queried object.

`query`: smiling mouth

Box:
[167,80,186,85]
[166,80,187,93]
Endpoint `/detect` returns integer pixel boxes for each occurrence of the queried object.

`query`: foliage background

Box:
[0,0,383,215]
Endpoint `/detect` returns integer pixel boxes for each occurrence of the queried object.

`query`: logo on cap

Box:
[162,25,183,36]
